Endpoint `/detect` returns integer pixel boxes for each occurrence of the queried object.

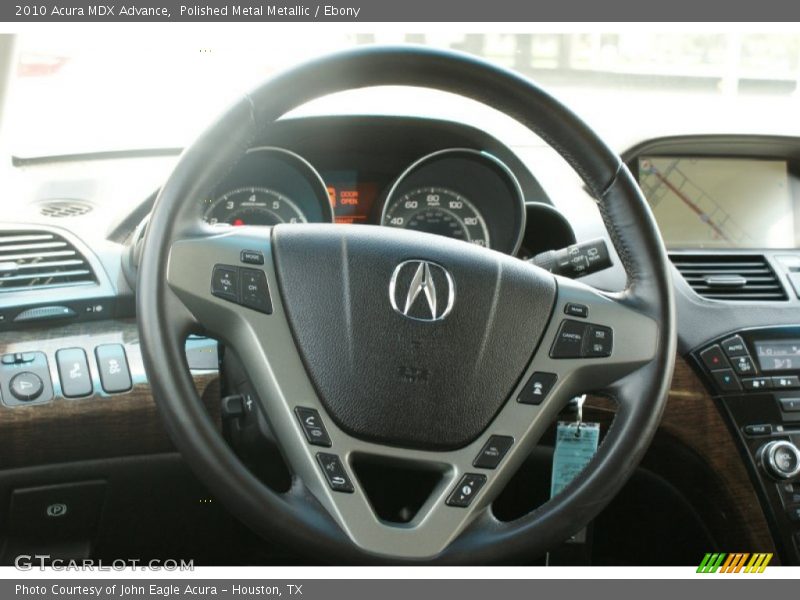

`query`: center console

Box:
[693,326,800,562]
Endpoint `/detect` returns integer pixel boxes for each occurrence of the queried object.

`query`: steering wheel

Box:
[137,46,676,564]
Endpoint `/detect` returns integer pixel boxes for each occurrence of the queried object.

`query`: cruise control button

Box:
[585,325,613,357]
[295,407,332,447]
[55,348,93,398]
[95,344,132,393]
[316,453,354,493]
[711,369,740,392]
[773,376,800,389]
[518,372,557,405]
[473,436,514,469]
[211,265,239,301]
[732,355,756,375]
[742,377,771,391]
[239,268,273,314]
[446,473,487,507]
[550,320,588,358]
[9,372,43,402]
[700,345,730,371]
[721,335,748,357]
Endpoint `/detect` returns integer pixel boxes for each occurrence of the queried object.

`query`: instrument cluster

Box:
[203,147,526,255]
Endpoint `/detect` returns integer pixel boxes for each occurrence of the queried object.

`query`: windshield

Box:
[8,30,800,156]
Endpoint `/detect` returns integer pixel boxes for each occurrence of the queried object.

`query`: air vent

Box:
[38,200,93,218]
[670,254,787,301]
[0,230,97,293]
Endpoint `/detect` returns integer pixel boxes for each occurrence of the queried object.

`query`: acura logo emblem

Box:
[389,260,455,321]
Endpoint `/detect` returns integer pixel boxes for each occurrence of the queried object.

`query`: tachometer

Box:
[382,187,490,247]
[204,187,307,226]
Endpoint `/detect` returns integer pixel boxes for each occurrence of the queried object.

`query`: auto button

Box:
[95,344,132,393]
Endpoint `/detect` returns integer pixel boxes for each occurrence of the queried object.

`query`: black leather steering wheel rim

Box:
[137,45,676,564]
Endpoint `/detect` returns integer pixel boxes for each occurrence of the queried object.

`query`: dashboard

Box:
[5,123,800,563]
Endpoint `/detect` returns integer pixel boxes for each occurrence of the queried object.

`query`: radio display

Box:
[754,340,800,371]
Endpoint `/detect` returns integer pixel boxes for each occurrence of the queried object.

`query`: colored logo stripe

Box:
[697,552,772,573]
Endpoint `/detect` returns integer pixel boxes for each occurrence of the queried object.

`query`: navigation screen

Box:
[638,157,795,248]
[755,340,800,372]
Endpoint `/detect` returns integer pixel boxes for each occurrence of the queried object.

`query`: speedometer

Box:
[382,187,491,248]
[204,187,307,226]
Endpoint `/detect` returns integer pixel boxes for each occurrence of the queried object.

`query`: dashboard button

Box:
[473,436,514,469]
[94,344,132,394]
[772,376,800,389]
[239,268,273,314]
[295,407,332,447]
[742,377,771,391]
[700,345,730,371]
[517,372,557,405]
[778,396,800,412]
[721,335,748,357]
[211,265,239,301]
[240,249,264,265]
[550,320,588,358]
[743,424,772,436]
[711,369,741,392]
[564,303,588,318]
[732,355,756,375]
[316,453,354,493]
[9,372,43,402]
[56,348,93,398]
[446,473,487,507]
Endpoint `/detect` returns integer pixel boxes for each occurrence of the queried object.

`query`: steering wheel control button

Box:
[211,265,239,301]
[711,369,741,392]
[732,355,756,375]
[94,344,132,394]
[772,376,800,389]
[315,453,354,493]
[446,473,487,507]
[586,325,613,357]
[743,424,773,436]
[473,436,514,469]
[550,320,588,358]
[742,377,771,391]
[240,249,265,265]
[56,348,93,398]
[700,345,730,371]
[239,268,273,315]
[518,372,557,405]
[721,335,748,357]
[295,407,332,447]
[564,303,588,318]
[9,372,44,402]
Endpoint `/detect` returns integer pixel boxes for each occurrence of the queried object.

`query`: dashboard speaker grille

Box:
[0,230,97,292]
[670,253,787,301]
[38,200,93,218]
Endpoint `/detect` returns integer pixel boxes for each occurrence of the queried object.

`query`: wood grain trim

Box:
[0,319,220,470]
[587,356,777,556]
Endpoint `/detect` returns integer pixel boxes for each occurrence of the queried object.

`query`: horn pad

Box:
[272,224,557,451]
